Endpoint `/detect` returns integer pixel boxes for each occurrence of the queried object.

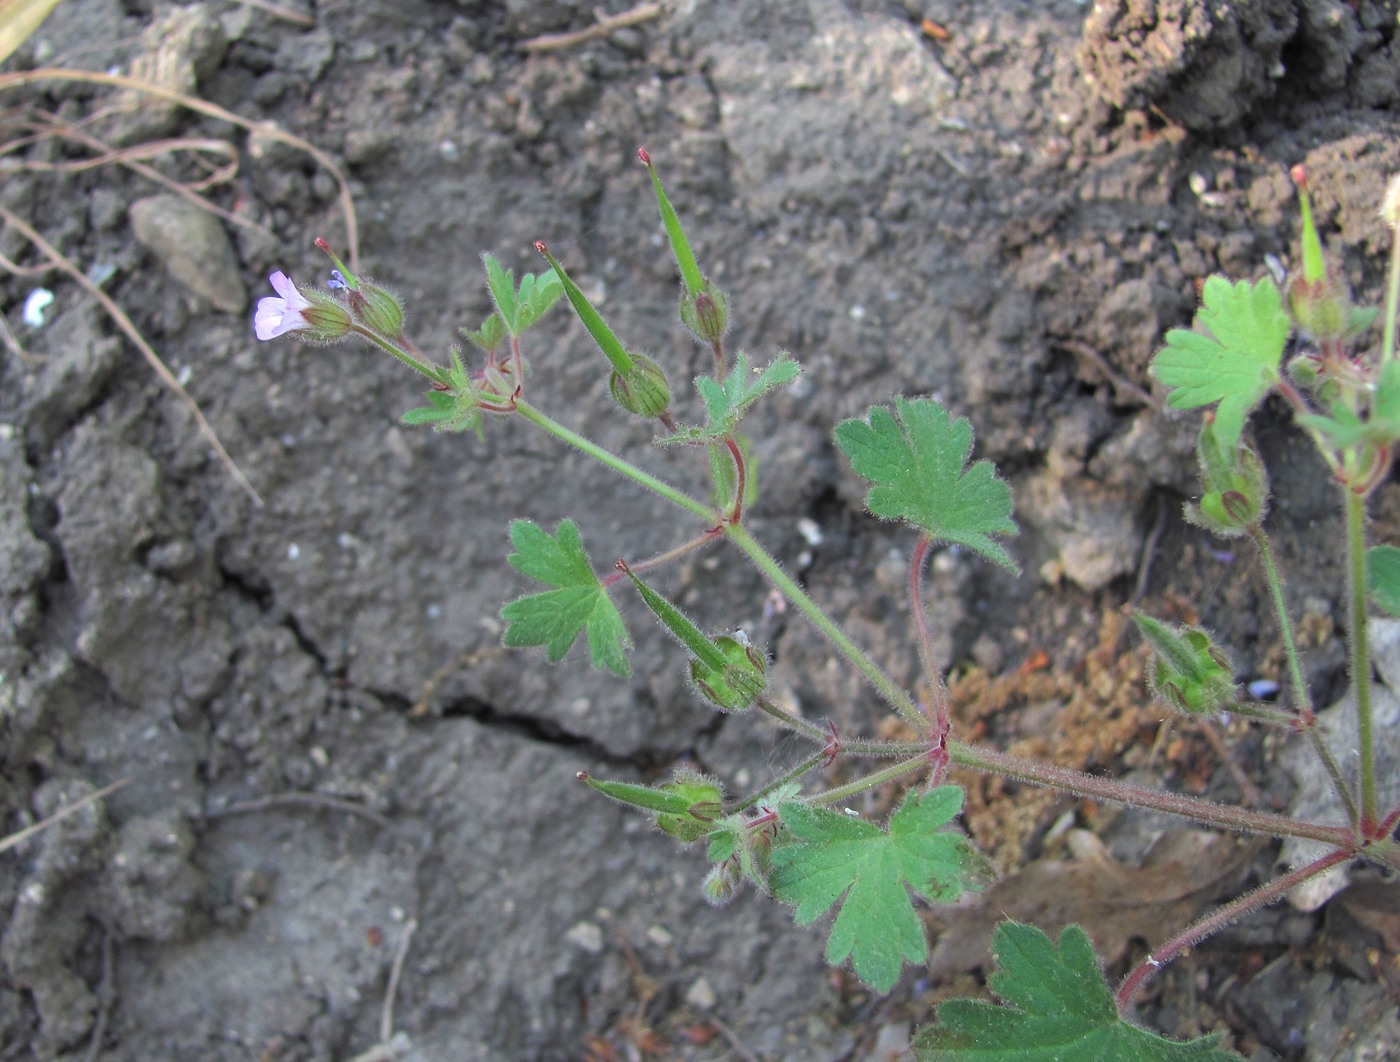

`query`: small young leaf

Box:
[912,922,1240,1060]
[768,787,986,993]
[500,519,631,676]
[401,350,483,433]
[1368,545,1400,617]
[1151,275,1290,451]
[656,351,802,445]
[462,310,508,354]
[833,396,1019,572]
[481,254,563,338]
[1297,359,1400,449]
[483,253,518,333]
[514,266,563,331]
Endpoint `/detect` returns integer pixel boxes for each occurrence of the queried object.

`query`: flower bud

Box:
[1134,612,1237,718]
[702,860,741,906]
[1287,273,1352,341]
[1185,421,1268,537]
[680,281,729,344]
[656,770,724,843]
[347,281,406,338]
[690,634,767,712]
[609,353,672,419]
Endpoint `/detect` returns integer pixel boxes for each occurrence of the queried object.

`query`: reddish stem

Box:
[725,435,747,524]
[950,742,1357,848]
[909,535,950,727]
[601,529,722,588]
[1115,847,1352,1012]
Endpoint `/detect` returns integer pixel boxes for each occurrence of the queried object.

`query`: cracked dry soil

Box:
[2,0,1400,1059]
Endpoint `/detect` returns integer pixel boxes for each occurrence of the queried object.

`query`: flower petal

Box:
[254,271,315,341]
[254,295,289,340]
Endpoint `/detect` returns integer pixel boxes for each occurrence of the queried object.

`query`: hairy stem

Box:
[600,529,720,588]
[1249,523,1359,826]
[909,535,948,727]
[1115,847,1353,1012]
[358,328,449,385]
[723,523,933,736]
[1383,209,1400,368]
[949,742,1356,848]
[725,435,747,523]
[513,401,718,524]
[733,750,827,814]
[1344,488,1378,830]
[805,755,930,806]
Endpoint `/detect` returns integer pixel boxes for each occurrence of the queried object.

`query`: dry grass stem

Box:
[380,917,418,1043]
[203,790,393,829]
[0,777,129,856]
[0,204,265,505]
[233,0,315,28]
[519,1,662,53]
[0,67,360,267]
[2,113,275,241]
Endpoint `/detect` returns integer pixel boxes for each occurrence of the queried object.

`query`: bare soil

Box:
[1,1,1398,1059]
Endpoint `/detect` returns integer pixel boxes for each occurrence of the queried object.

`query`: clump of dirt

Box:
[0,0,1397,1058]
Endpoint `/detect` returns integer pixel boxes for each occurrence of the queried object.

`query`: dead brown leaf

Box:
[926,828,1257,979]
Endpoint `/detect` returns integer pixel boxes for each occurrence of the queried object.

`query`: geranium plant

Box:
[255,151,1400,1059]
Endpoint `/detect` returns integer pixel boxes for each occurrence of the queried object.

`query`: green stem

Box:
[806,755,930,806]
[1248,525,1310,713]
[722,523,933,736]
[1249,524,1359,826]
[733,750,827,814]
[1226,700,1311,727]
[513,401,718,525]
[751,695,829,743]
[358,328,449,385]
[1345,488,1379,830]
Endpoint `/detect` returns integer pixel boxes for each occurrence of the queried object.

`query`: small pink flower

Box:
[254,271,316,340]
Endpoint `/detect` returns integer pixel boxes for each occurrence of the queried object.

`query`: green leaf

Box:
[483,253,518,332]
[461,310,508,354]
[1297,359,1400,450]
[833,396,1019,572]
[1151,275,1289,451]
[769,787,985,992]
[913,922,1240,1061]
[401,350,483,433]
[1368,545,1400,617]
[514,266,563,331]
[657,351,802,445]
[481,254,564,337]
[500,519,631,676]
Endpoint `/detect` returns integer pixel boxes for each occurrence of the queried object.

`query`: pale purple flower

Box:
[254,271,315,341]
